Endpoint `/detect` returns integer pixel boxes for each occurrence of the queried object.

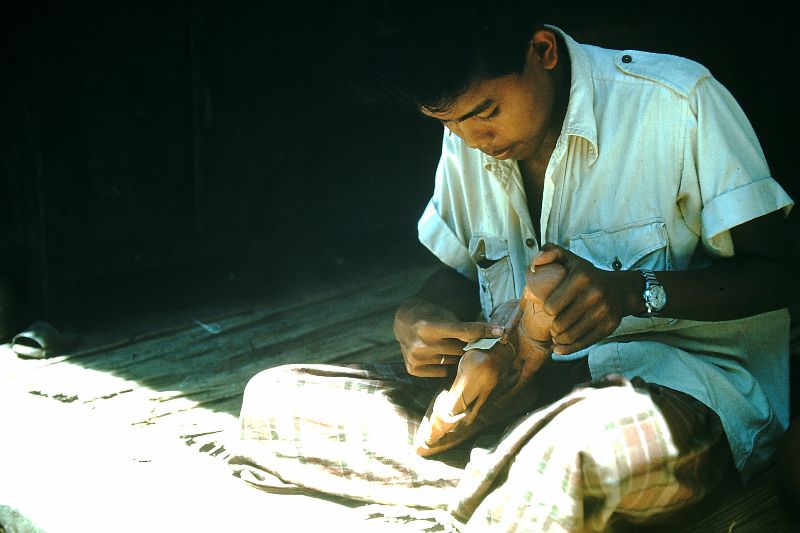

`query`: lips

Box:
[488,146,512,159]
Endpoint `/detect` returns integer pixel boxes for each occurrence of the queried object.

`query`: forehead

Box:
[420,76,511,122]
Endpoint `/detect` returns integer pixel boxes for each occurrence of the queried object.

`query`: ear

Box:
[527,29,559,70]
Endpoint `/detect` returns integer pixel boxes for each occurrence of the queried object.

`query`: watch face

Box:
[646,285,667,311]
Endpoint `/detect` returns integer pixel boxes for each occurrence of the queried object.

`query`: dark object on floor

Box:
[11,321,73,359]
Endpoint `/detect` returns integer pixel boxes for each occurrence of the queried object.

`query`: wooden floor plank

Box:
[3,256,794,532]
[2,263,430,408]
[0,262,436,532]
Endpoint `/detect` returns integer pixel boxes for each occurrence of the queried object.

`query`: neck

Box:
[523,38,571,169]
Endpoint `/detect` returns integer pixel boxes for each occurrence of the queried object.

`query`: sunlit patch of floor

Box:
[0,262,438,533]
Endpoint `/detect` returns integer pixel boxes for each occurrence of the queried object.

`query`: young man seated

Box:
[231,3,797,530]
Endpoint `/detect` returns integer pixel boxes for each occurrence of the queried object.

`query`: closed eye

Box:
[477,107,500,121]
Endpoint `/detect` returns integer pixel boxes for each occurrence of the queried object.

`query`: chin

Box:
[514,142,540,162]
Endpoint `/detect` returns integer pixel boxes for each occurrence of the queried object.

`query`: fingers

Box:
[532,243,569,267]
[541,262,595,316]
[405,332,484,375]
[403,321,505,377]
[548,292,589,334]
[409,338,468,357]
[414,319,501,344]
[525,263,567,303]
[553,328,609,355]
[532,249,560,267]
[404,351,458,378]
[447,321,505,343]
[522,244,624,355]
[550,299,621,355]
[396,303,504,378]
[407,363,450,379]
[403,339,464,377]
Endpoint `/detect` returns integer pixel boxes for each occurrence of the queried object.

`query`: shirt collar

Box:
[549,25,598,162]
[482,25,599,176]
[482,155,514,184]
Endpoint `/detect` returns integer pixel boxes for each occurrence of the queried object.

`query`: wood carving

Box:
[414,262,565,456]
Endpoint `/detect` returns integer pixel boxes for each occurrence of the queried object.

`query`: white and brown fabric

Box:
[231,360,733,532]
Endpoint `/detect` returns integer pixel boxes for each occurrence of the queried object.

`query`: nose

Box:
[449,121,494,149]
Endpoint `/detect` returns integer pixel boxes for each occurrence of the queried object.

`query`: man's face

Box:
[420,31,562,163]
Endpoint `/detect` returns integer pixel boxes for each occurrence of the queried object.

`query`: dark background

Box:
[1,1,798,336]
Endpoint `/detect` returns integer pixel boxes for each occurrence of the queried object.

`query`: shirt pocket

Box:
[469,235,518,320]
[567,218,677,335]
[567,218,671,272]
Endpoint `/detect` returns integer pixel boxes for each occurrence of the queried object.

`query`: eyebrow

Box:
[441,98,494,124]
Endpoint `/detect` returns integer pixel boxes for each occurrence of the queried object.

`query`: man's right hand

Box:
[393,298,504,378]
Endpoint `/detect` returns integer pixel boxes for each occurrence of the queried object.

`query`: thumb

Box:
[454,321,505,343]
[532,243,567,267]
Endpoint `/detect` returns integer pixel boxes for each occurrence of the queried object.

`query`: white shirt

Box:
[417,27,793,482]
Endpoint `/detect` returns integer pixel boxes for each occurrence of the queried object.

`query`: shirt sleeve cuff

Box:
[417,200,476,280]
[701,178,794,257]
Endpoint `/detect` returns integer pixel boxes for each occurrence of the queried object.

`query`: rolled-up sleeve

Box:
[417,132,477,280]
[702,178,793,254]
[685,77,793,257]
[418,199,475,280]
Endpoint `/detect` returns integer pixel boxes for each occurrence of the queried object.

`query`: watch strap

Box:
[640,269,664,317]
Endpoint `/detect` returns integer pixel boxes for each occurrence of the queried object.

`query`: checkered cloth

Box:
[230,362,731,532]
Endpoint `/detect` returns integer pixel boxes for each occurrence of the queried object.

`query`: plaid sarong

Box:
[231,361,732,532]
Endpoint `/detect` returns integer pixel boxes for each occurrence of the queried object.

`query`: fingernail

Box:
[490,325,504,336]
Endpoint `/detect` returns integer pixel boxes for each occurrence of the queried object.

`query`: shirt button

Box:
[621,54,632,64]
[612,258,622,271]
[525,238,535,248]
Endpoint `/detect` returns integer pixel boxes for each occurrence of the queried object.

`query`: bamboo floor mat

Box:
[1,255,796,532]
[0,260,439,533]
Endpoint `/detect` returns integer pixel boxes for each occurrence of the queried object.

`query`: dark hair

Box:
[354,1,543,113]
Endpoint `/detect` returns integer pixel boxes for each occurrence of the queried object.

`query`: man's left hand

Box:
[533,243,640,354]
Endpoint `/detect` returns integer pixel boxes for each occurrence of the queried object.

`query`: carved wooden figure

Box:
[414,262,565,456]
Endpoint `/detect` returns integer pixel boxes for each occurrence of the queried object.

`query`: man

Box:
[233,4,796,530]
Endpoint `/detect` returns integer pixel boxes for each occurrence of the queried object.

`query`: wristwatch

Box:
[640,269,667,317]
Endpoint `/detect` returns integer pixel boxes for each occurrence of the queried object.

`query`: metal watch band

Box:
[642,269,659,286]
[640,269,665,316]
